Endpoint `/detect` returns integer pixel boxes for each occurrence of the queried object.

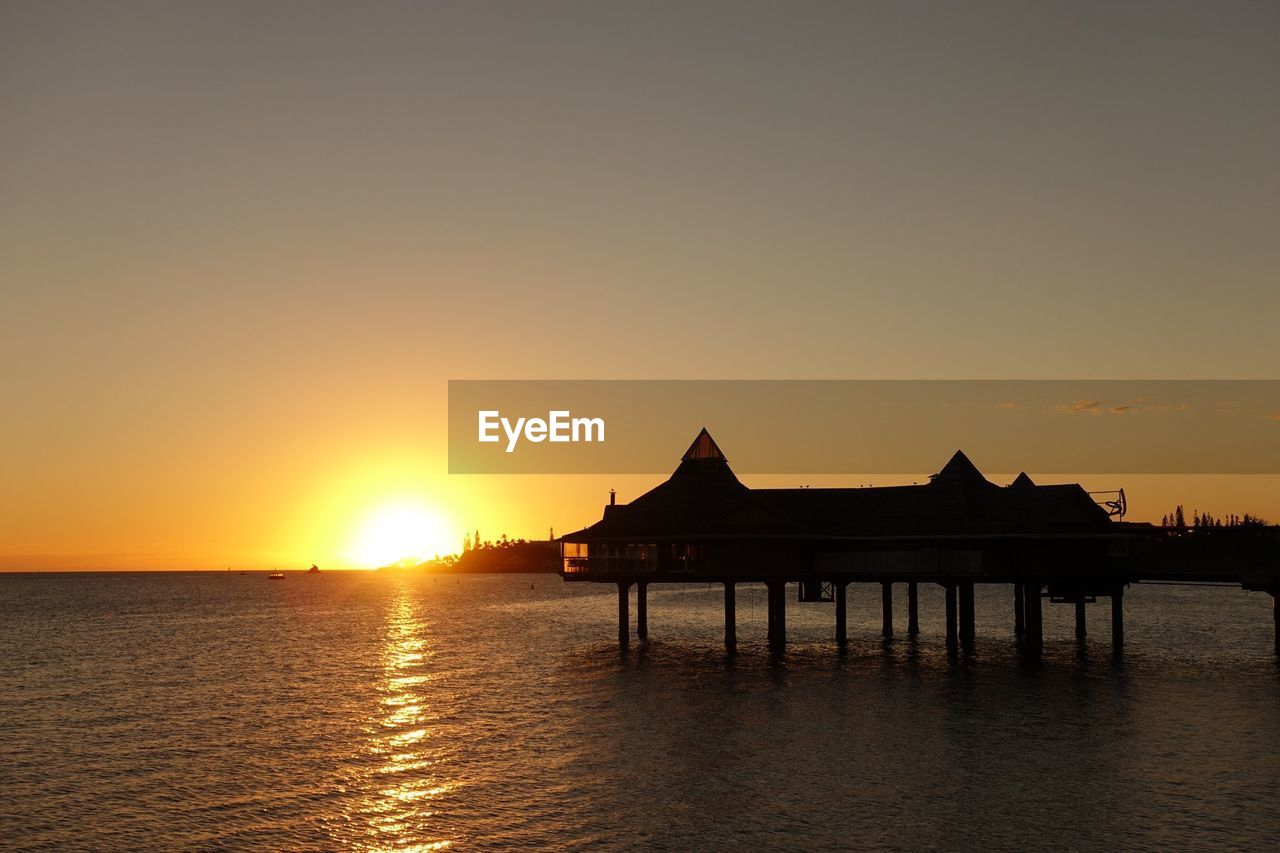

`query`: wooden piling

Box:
[881,582,893,638]
[766,585,773,642]
[1014,582,1025,638]
[617,581,631,647]
[1025,579,1043,657]
[1273,591,1278,656]
[907,582,920,636]
[1075,597,1087,642]
[768,581,786,654]
[959,582,976,650]
[724,582,736,650]
[636,582,648,640]
[944,583,958,652]
[835,581,848,648]
[766,584,773,642]
[1112,585,1124,652]
[775,581,787,653]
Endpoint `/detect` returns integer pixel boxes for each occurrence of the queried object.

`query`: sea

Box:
[2,571,1277,851]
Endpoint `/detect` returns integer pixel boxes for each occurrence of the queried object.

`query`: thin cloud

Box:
[1055,399,1190,416]
[1055,399,1102,415]
[1269,413,1280,422]
[994,401,1022,409]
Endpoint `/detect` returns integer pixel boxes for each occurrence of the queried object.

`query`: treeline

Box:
[423,531,559,573]
[1159,505,1269,530]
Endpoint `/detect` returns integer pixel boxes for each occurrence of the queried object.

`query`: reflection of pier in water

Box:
[561,430,1280,658]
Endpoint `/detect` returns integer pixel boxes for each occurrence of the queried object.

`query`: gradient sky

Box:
[3,1,1278,569]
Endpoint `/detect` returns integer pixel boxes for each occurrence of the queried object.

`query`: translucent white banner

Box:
[448,380,1280,474]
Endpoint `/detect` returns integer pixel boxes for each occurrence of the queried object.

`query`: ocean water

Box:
[1,572,1277,851]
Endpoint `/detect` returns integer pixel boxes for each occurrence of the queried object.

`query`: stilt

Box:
[766,584,773,642]
[777,582,786,652]
[1273,591,1278,656]
[724,582,736,650]
[617,581,631,647]
[944,583,958,652]
[959,582,975,650]
[881,582,893,637]
[636,582,648,640]
[1014,582,1025,638]
[1025,579,1043,657]
[835,581,848,648]
[907,582,919,636]
[768,581,786,654]
[1075,597,1087,642]
[764,582,774,651]
[1111,585,1124,652]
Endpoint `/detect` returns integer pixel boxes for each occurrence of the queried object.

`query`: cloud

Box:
[1269,413,1280,422]
[1053,399,1190,416]
[1055,399,1103,415]
[994,401,1022,409]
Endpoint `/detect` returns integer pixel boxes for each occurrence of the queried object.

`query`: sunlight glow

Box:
[347,502,453,568]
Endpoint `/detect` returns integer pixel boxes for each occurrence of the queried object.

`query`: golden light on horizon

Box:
[347,501,454,568]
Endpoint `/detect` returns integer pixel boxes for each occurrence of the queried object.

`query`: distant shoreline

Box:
[0,568,559,575]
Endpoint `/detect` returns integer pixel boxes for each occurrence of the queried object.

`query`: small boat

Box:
[268,572,285,580]
[307,564,319,574]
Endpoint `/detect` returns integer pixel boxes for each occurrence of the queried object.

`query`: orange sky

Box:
[2,2,1278,569]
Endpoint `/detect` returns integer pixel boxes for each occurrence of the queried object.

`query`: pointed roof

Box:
[683,427,724,461]
[931,450,995,489]
[562,429,745,539]
[561,438,1114,543]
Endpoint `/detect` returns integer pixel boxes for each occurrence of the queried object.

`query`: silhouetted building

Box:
[560,430,1280,657]
[562,428,1114,581]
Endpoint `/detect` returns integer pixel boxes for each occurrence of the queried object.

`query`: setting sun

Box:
[347,502,453,568]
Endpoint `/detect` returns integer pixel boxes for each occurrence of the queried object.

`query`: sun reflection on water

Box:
[357,586,454,851]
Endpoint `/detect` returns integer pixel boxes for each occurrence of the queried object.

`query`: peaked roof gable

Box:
[561,438,1115,542]
[561,429,745,540]
[683,427,725,461]
[931,450,997,490]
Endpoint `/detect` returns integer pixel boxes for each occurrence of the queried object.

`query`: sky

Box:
[2,1,1277,569]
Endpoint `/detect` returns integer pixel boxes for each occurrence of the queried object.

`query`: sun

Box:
[347,501,453,568]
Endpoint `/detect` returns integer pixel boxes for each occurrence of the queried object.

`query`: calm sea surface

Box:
[1,572,1277,851]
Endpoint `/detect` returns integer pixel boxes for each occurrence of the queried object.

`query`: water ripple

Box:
[1,573,1277,849]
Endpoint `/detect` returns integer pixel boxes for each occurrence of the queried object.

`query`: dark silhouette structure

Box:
[561,429,1280,657]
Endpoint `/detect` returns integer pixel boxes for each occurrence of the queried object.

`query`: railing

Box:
[562,556,658,575]
[666,557,707,574]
